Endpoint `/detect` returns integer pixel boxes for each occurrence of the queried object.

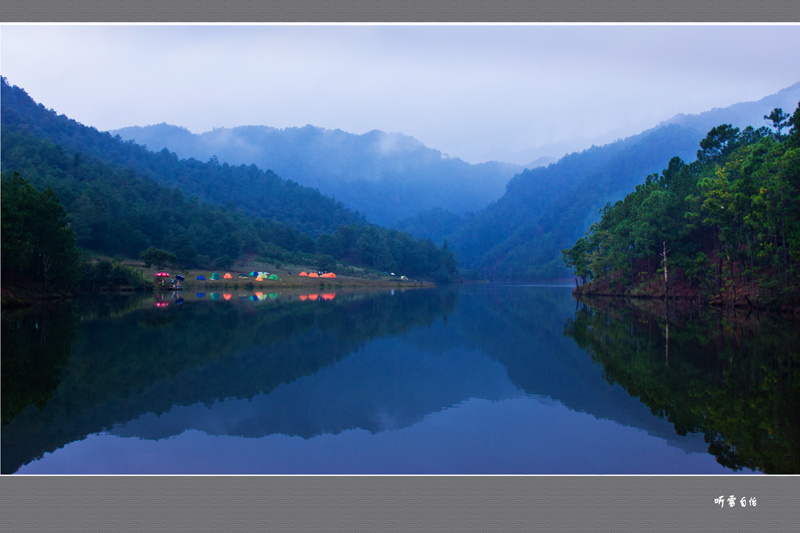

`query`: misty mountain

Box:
[0,77,364,238]
[110,123,524,227]
[449,81,800,280]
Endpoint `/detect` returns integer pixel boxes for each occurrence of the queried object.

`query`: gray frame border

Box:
[0,0,799,22]
[2,0,799,531]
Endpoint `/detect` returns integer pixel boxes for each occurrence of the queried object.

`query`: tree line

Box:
[562,104,800,309]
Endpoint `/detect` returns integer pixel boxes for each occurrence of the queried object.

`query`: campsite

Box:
[141,262,432,291]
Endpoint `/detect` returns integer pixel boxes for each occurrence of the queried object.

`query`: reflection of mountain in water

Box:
[111,285,708,456]
[449,285,711,455]
[111,339,521,440]
[7,284,767,474]
[2,289,457,474]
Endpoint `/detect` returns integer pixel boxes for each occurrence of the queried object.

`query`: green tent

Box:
[267,274,279,281]
[210,272,221,280]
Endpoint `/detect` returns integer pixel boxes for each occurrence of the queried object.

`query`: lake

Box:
[2,284,797,474]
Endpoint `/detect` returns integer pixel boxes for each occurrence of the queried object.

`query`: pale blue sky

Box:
[2,24,799,164]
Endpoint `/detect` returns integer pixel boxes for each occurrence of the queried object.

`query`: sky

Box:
[2,24,800,165]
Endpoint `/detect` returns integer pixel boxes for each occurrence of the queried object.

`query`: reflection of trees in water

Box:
[1,303,80,426]
[564,297,799,473]
[1,289,457,473]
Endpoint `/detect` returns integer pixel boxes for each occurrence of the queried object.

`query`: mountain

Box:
[110,123,524,227]
[1,78,459,279]
[449,82,800,280]
[0,77,364,238]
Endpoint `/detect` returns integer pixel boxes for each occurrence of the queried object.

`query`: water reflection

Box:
[2,288,456,473]
[4,285,794,474]
[564,297,800,474]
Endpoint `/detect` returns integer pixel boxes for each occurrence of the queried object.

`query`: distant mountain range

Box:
[111,123,525,227]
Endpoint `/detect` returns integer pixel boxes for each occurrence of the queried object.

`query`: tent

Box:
[299,294,308,301]
[308,294,319,301]
[196,292,205,298]
[299,272,308,277]
[268,274,279,281]
[210,293,220,300]
[223,293,232,301]
[308,272,319,278]
[268,293,278,299]
[321,272,336,278]
[255,276,264,281]
[210,272,221,280]
[223,273,233,279]
[196,275,206,280]
[321,293,336,301]
[249,271,258,277]
[238,273,249,279]
[400,276,409,281]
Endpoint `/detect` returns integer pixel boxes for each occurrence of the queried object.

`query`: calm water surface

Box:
[3,284,797,474]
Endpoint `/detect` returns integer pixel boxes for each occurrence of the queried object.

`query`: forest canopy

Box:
[562,103,800,309]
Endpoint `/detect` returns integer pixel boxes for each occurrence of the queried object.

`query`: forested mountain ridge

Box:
[563,103,800,310]
[0,77,364,238]
[1,77,460,286]
[449,82,800,280]
[110,123,524,227]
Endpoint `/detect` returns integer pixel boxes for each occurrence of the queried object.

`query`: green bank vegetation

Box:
[563,104,800,311]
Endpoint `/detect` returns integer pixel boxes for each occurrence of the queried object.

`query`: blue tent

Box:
[196,292,205,298]
[197,275,206,280]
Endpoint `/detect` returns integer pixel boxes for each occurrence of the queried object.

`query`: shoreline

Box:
[1,276,437,309]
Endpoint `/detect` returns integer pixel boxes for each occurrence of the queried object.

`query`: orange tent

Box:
[308,272,319,278]
[223,293,232,301]
[255,276,263,281]
[321,272,336,278]
[223,273,233,279]
[308,294,319,301]
[321,293,336,300]
[299,272,308,277]
[255,292,263,299]
[299,295,308,301]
